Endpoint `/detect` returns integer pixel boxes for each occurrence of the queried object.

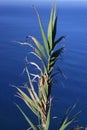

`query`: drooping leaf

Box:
[25,68,46,118]
[26,87,41,119]
[29,36,47,58]
[25,67,42,106]
[17,87,38,112]
[29,61,43,75]
[16,3,67,130]
[29,51,47,73]
[16,41,33,47]
[17,86,41,118]
[33,47,47,72]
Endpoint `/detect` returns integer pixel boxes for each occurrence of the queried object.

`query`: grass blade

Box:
[17,88,38,111]
[48,8,53,51]
[59,105,80,130]
[34,47,47,71]
[52,4,57,42]
[45,100,51,130]
[29,62,43,75]
[16,105,37,130]
[33,6,49,56]
[29,36,47,58]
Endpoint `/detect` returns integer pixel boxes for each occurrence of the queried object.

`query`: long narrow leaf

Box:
[30,44,46,67]
[17,87,42,119]
[59,105,80,130]
[29,36,47,58]
[41,84,48,104]
[29,62,43,75]
[25,67,42,105]
[33,6,49,56]
[25,68,46,117]
[48,8,53,51]
[52,4,57,42]
[45,100,51,130]
[16,105,37,130]
[52,3,57,29]
[34,47,47,71]
[17,88,38,111]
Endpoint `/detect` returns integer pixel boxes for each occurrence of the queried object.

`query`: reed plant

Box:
[16,3,82,130]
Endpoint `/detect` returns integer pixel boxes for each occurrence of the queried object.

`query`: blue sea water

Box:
[0,2,87,130]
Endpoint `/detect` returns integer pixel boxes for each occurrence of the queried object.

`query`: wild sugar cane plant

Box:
[16,4,81,130]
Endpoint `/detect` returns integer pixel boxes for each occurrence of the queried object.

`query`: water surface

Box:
[0,3,87,130]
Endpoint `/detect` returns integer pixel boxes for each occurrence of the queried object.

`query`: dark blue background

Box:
[0,2,87,130]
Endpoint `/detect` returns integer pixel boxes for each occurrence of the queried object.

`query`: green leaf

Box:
[25,68,46,117]
[48,47,64,73]
[52,3,56,29]
[17,87,38,112]
[33,47,47,71]
[29,51,47,73]
[29,36,47,58]
[48,8,53,51]
[45,103,51,130]
[25,67,42,106]
[41,83,48,103]
[26,87,41,119]
[52,5,57,42]
[33,6,49,56]
[58,105,80,130]
[16,105,37,130]
[49,58,57,73]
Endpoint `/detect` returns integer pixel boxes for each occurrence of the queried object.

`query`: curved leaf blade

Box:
[29,36,47,58]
